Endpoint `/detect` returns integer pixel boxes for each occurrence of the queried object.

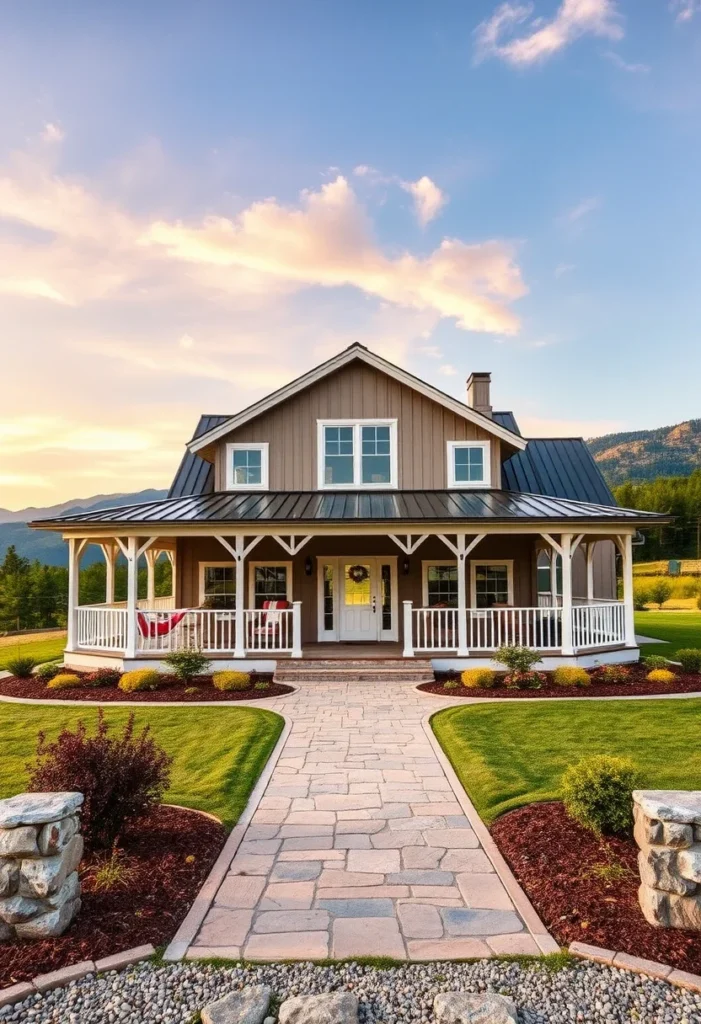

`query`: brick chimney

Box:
[466,372,492,418]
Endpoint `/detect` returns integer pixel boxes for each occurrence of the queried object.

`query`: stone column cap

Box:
[634,791,701,825]
[0,793,83,828]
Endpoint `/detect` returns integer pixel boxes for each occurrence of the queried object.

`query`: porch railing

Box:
[76,606,129,650]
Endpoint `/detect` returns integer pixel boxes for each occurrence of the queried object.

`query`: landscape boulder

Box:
[278,992,359,1024]
[434,991,518,1024]
[201,986,272,1024]
[634,790,701,930]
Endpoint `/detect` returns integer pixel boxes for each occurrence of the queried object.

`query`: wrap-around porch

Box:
[64,525,637,667]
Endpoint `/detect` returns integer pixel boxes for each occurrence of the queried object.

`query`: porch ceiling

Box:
[31,488,670,530]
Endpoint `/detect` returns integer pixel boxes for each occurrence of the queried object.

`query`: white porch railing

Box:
[404,601,625,655]
[76,606,128,650]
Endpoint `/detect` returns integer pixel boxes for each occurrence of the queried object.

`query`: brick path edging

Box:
[570,941,701,993]
[0,944,155,1009]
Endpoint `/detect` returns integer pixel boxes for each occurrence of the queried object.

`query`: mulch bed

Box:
[491,802,701,974]
[0,805,226,988]
[420,666,701,699]
[0,673,292,702]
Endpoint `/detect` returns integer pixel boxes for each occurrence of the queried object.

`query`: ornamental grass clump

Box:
[443,679,459,690]
[212,670,251,692]
[118,668,163,692]
[5,655,37,678]
[47,672,82,690]
[552,666,590,687]
[163,649,210,682]
[29,709,171,849]
[36,661,61,681]
[460,668,496,689]
[677,649,701,674]
[646,668,676,685]
[561,754,640,836]
[643,655,669,671]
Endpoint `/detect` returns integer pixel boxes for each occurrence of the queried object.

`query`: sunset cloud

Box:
[475,0,623,66]
[400,175,447,226]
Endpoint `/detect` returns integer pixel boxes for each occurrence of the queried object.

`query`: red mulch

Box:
[491,802,701,973]
[419,666,701,699]
[0,673,292,702]
[0,805,226,988]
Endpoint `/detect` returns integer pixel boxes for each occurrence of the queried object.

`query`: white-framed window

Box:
[447,440,491,488]
[470,560,514,608]
[421,561,458,607]
[199,562,236,609]
[248,561,293,608]
[225,442,269,490]
[317,420,398,489]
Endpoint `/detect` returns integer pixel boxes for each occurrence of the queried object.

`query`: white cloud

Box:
[474,0,623,66]
[400,176,447,226]
[437,364,458,376]
[561,195,601,223]
[178,333,195,350]
[554,262,576,277]
[40,122,65,144]
[602,50,650,73]
[353,164,377,177]
[418,344,443,358]
[671,0,701,22]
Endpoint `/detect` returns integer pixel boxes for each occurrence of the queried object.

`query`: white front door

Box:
[340,561,379,641]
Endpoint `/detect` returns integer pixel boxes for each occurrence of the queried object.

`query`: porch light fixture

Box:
[402,557,410,575]
[305,556,313,576]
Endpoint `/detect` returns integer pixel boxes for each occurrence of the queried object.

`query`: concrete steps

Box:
[273,658,434,684]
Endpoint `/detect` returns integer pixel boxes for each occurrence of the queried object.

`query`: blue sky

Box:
[0,0,699,506]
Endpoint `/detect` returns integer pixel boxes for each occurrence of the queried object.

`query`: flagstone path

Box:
[185,680,552,961]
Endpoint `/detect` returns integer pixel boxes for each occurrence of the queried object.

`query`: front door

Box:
[340,561,377,641]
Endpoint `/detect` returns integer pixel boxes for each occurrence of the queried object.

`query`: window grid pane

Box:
[254,566,288,609]
[324,426,354,485]
[474,564,509,609]
[361,425,391,484]
[203,566,236,609]
[381,564,392,630]
[323,564,334,631]
[232,448,262,486]
[426,565,458,608]
[453,446,485,484]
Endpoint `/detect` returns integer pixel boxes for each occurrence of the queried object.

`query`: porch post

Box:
[620,533,636,648]
[234,535,246,659]
[560,533,574,655]
[403,601,414,658]
[550,549,558,606]
[586,542,596,602]
[456,534,469,657]
[100,541,119,605]
[292,601,302,658]
[145,548,157,606]
[66,537,80,653]
[124,536,139,659]
[166,550,177,605]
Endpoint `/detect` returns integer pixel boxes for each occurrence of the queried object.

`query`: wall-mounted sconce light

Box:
[402,557,410,575]
[305,556,313,576]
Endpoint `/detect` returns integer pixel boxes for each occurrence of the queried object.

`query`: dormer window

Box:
[447,440,491,488]
[318,420,398,489]
[225,442,269,490]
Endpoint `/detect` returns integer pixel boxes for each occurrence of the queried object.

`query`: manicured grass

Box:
[0,703,283,829]
[635,610,701,656]
[432,698,701,825]
[0,633,67,669]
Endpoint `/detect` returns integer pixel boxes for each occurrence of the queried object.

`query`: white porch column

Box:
[166,550,177,604]
[403,600,414,658]
[560,533,574,655]
[66,537,81,652]
[550,549,559,607]
[586,542,596,603]
[124,536,139,659]
[620,533,636,648]
[456,535,469,657]
[292,601,302,658]
[100,541,119,605]
[145,548,158,606]
[234,536,246,659]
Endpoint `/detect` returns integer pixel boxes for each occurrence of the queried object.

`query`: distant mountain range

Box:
[0,490,168,566]
[587,419,701,487]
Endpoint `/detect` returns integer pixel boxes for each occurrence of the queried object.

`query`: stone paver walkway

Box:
[186,680,546,961]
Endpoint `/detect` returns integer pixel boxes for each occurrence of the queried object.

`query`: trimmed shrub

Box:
[443,679,459,690]
[460,668,496,689]
[643,655,669,671]
[493,646,541,674]
[5,655,37,679]
[646,668,676,685]
[552,666,590,687]
[677,649,701,674]
[505,670,546,689]
[212,670,251,692]
[562,754,639,835]
[118,669,163,692]
[591,664,631,685]
[633,580,652,611]
[163,649,210,682]
[84,667,121,688]
[649,579,673,609]
[47,673,82,690]
[35,661,62,681]
[29,709,172,849]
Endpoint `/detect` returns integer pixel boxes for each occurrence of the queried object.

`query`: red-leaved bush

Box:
[28,711,172,849]
[84,667,122,687]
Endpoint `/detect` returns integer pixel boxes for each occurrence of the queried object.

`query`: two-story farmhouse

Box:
[33,343,666,672]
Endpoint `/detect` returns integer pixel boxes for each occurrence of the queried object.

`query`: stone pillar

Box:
[634,790,701,930]
[0,792,83,940]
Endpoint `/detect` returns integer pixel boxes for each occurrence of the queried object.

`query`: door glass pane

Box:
[381,564,392,630]
[232,448,262,485]
[203,566,236,609]
[453,446,484,484]
[323,563,334,631]
[474,564,509,608]
[344,564,371,606]
[324,426,354,485]
[361,425,391,484]
[426,565,458,607]
[253,566,288,608]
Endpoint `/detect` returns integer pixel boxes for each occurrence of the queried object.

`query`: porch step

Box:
[273,658,434,683]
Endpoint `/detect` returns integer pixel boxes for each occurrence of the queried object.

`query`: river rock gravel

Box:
[2,958,701,1024]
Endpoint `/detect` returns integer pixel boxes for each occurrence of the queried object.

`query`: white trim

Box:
[187,344,527,454]
[421,559,457,607]
[470,559,514,607]
[316,418,398,490]
[447,440,491,489]
[225,442,269,491]
[198,560,235,607]
[247,560,293,609]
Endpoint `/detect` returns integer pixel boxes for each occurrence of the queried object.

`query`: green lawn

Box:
[635,610,701,656]
[432,698,701,825]
[0,703,283,829]
[0,633,67,670]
